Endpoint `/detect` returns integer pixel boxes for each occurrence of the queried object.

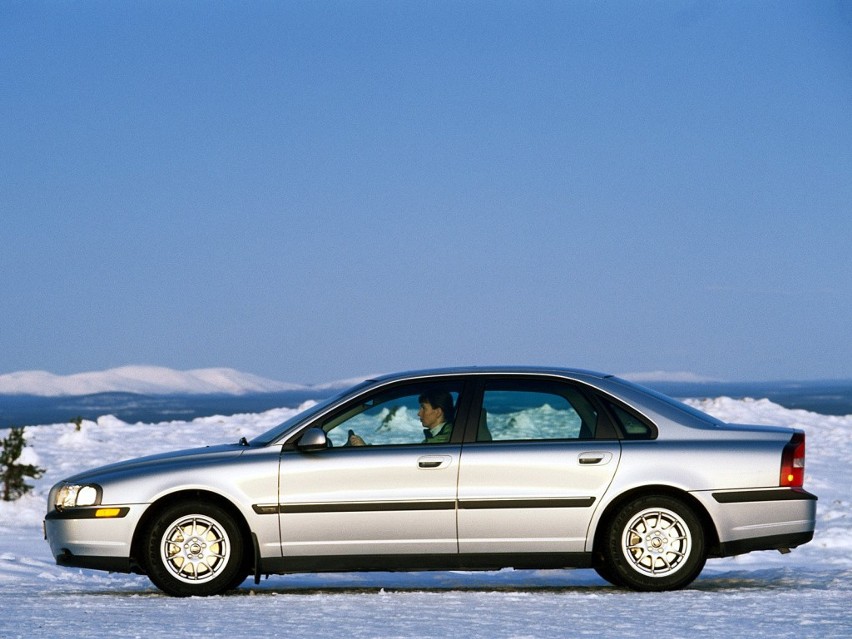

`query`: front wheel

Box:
[144,501,246,597]
[602,495,706,591]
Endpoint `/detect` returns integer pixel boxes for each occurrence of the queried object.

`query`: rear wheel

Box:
[593,562,625,587]
[144,501,246,597]
[602,495,706,591]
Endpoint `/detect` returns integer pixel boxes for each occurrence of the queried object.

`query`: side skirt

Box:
[258,552,593,575]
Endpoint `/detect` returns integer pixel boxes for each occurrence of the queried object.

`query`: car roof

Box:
[368,366,613,383]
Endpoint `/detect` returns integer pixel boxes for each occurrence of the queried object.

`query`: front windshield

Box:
[249,380,373,445]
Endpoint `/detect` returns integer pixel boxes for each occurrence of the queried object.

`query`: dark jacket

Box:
[424,422,453,443]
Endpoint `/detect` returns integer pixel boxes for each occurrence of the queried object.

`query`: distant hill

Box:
[0,366,314,396]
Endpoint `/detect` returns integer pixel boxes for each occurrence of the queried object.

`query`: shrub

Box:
[1,427,46,501]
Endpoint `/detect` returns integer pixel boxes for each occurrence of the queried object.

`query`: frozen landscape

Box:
[1,392,849,638]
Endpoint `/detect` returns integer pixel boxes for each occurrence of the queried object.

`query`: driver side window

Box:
[323,383,460,447]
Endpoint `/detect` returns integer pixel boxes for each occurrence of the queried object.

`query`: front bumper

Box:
[44,505,147,573]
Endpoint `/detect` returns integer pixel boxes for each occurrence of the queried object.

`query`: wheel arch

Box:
[130,489,254,575]
[591,485,721,564]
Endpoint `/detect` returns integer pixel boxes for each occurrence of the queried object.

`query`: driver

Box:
[347,390,455,446]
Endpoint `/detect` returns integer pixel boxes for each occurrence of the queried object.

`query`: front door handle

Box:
[418,455,451,469]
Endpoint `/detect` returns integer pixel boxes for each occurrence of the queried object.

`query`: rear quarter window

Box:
[606,402,657,439]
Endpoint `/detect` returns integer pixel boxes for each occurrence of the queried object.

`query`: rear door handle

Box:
[418,455,451,469]
[578,452,613,465]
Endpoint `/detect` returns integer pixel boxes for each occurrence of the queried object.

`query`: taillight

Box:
[780,431,806,487]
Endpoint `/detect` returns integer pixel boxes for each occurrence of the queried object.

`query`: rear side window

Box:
[478,381,599,442]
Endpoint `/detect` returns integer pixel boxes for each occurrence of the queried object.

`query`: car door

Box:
[276,380,465,558]
[457,377,621,554]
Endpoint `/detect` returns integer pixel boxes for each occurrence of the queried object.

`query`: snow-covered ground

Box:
[1,397,849,638]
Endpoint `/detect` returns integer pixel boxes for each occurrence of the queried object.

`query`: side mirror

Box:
[297,427,329,451]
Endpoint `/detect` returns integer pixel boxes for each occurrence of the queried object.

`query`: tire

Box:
[602,495,706,591]
[144,501,246,597]
[593,562,625,587]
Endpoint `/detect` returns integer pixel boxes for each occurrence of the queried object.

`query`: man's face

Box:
[418,401,443,429]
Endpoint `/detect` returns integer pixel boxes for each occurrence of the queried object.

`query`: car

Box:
[44,367,817,596]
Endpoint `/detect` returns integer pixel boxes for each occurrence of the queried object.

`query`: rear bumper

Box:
[691,487,817,556]
[710,488,818,504]
[715,531,814,557]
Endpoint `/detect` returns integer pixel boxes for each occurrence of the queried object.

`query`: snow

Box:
[1,397,850,638]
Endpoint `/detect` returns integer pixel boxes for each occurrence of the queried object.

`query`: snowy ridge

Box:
[0,366,310,396]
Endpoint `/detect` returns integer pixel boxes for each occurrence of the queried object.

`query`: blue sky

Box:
[2,1,850,384]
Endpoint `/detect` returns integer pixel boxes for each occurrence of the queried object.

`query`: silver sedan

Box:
[45,367,817,596]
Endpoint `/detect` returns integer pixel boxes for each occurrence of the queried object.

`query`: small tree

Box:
[1,427,46,501]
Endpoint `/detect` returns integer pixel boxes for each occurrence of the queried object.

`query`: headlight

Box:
[54,483,101,510]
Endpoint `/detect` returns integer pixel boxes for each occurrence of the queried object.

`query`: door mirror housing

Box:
[297,427,329,451]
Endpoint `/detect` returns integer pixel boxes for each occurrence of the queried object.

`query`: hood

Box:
[63,443,247,483]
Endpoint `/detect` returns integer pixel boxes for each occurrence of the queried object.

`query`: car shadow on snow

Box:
[690,566,852,592]
[229,569,617,595]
